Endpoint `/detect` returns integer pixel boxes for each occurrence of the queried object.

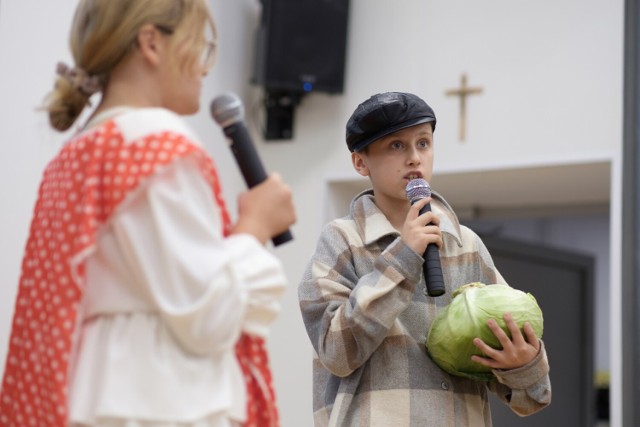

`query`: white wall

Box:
[0,1,624,426]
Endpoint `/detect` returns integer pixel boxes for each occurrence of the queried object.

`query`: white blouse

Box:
[66,109,287,426]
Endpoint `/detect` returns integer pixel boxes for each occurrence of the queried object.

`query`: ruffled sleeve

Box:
[85,155,287,355]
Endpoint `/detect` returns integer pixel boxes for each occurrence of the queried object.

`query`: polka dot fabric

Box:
[0,121,279,427]
[236,335,280,427]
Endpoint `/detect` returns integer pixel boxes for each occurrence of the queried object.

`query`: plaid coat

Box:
[298,189,551,427]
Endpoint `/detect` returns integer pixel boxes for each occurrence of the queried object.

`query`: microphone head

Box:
[405,178,431,204]
[210,92,245,128]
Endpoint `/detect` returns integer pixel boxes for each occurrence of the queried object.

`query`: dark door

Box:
[481,236,596,427]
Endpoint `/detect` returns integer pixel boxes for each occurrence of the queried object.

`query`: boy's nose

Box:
[407,147,421,165]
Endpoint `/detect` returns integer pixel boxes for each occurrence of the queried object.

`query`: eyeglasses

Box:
[200,39,217,70]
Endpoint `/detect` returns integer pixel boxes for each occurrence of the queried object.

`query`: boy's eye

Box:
[418,139,430,148]
[390,141,404,150]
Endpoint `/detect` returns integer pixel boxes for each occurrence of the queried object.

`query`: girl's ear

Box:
[351,151,369,177]
[136,24,164,66]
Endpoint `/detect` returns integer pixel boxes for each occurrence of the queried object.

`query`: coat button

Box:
[441,381,449,390]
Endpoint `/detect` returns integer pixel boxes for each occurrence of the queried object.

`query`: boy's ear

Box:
[351,152,369,177]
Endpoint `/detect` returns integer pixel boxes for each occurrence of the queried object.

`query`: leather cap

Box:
[346,92,436,152]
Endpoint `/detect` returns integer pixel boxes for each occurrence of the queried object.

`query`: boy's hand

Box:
[400,197,442,255]
[470,312,541,371]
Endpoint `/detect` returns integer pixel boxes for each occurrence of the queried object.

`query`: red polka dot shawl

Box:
[0,120,279,427]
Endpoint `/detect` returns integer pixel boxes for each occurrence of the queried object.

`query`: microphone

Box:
[405,178,445,297]
[210,93,293,247]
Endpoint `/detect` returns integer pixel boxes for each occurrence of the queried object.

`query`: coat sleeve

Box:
[488,341,552,416]
[298,221,423,377]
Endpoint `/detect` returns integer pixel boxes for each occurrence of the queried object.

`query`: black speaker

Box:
[254,0,350,94]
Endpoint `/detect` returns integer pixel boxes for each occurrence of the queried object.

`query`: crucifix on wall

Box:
[445,74,483,141]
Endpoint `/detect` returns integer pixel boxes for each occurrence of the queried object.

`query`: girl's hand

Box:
[231,173,296,244]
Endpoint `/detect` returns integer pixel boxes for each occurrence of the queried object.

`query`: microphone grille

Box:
[405,178,431,204]
[210,93,245,128]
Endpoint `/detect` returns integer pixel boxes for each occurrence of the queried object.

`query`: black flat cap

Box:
[346,92,436,152]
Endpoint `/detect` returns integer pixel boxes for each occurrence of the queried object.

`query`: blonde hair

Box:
[46,0,216,131]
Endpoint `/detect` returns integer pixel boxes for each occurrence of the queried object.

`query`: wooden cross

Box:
[445,74,483,141]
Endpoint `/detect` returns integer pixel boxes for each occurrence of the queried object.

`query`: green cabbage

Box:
[426,282,544,381]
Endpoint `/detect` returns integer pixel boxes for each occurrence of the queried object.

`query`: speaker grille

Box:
[254,0,350,94]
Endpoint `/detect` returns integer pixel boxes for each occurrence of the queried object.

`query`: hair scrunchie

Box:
[56,62,102,97]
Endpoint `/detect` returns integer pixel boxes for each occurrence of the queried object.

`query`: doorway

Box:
[480,236,596,427]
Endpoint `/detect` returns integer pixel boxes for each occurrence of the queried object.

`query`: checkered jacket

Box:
[298,189,551,427]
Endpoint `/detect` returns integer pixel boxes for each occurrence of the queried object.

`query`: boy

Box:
[298,92,551,426]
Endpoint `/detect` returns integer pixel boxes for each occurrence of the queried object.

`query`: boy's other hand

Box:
[470,312,541,371]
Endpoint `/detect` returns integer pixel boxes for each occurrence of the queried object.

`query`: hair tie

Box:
[56,62,102,97]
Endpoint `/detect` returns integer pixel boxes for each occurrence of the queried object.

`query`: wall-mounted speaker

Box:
[254,0,351,94]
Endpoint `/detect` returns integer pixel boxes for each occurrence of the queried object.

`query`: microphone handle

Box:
[418,203,446,297]
[223,123,293,246]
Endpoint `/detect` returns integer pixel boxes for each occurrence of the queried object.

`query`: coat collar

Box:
[350,188,463,248]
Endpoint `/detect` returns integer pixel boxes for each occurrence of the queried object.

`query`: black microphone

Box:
[210,93,293,247]
[405,179,445,297]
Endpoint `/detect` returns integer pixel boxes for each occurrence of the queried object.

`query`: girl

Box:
[0,1,296,426]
